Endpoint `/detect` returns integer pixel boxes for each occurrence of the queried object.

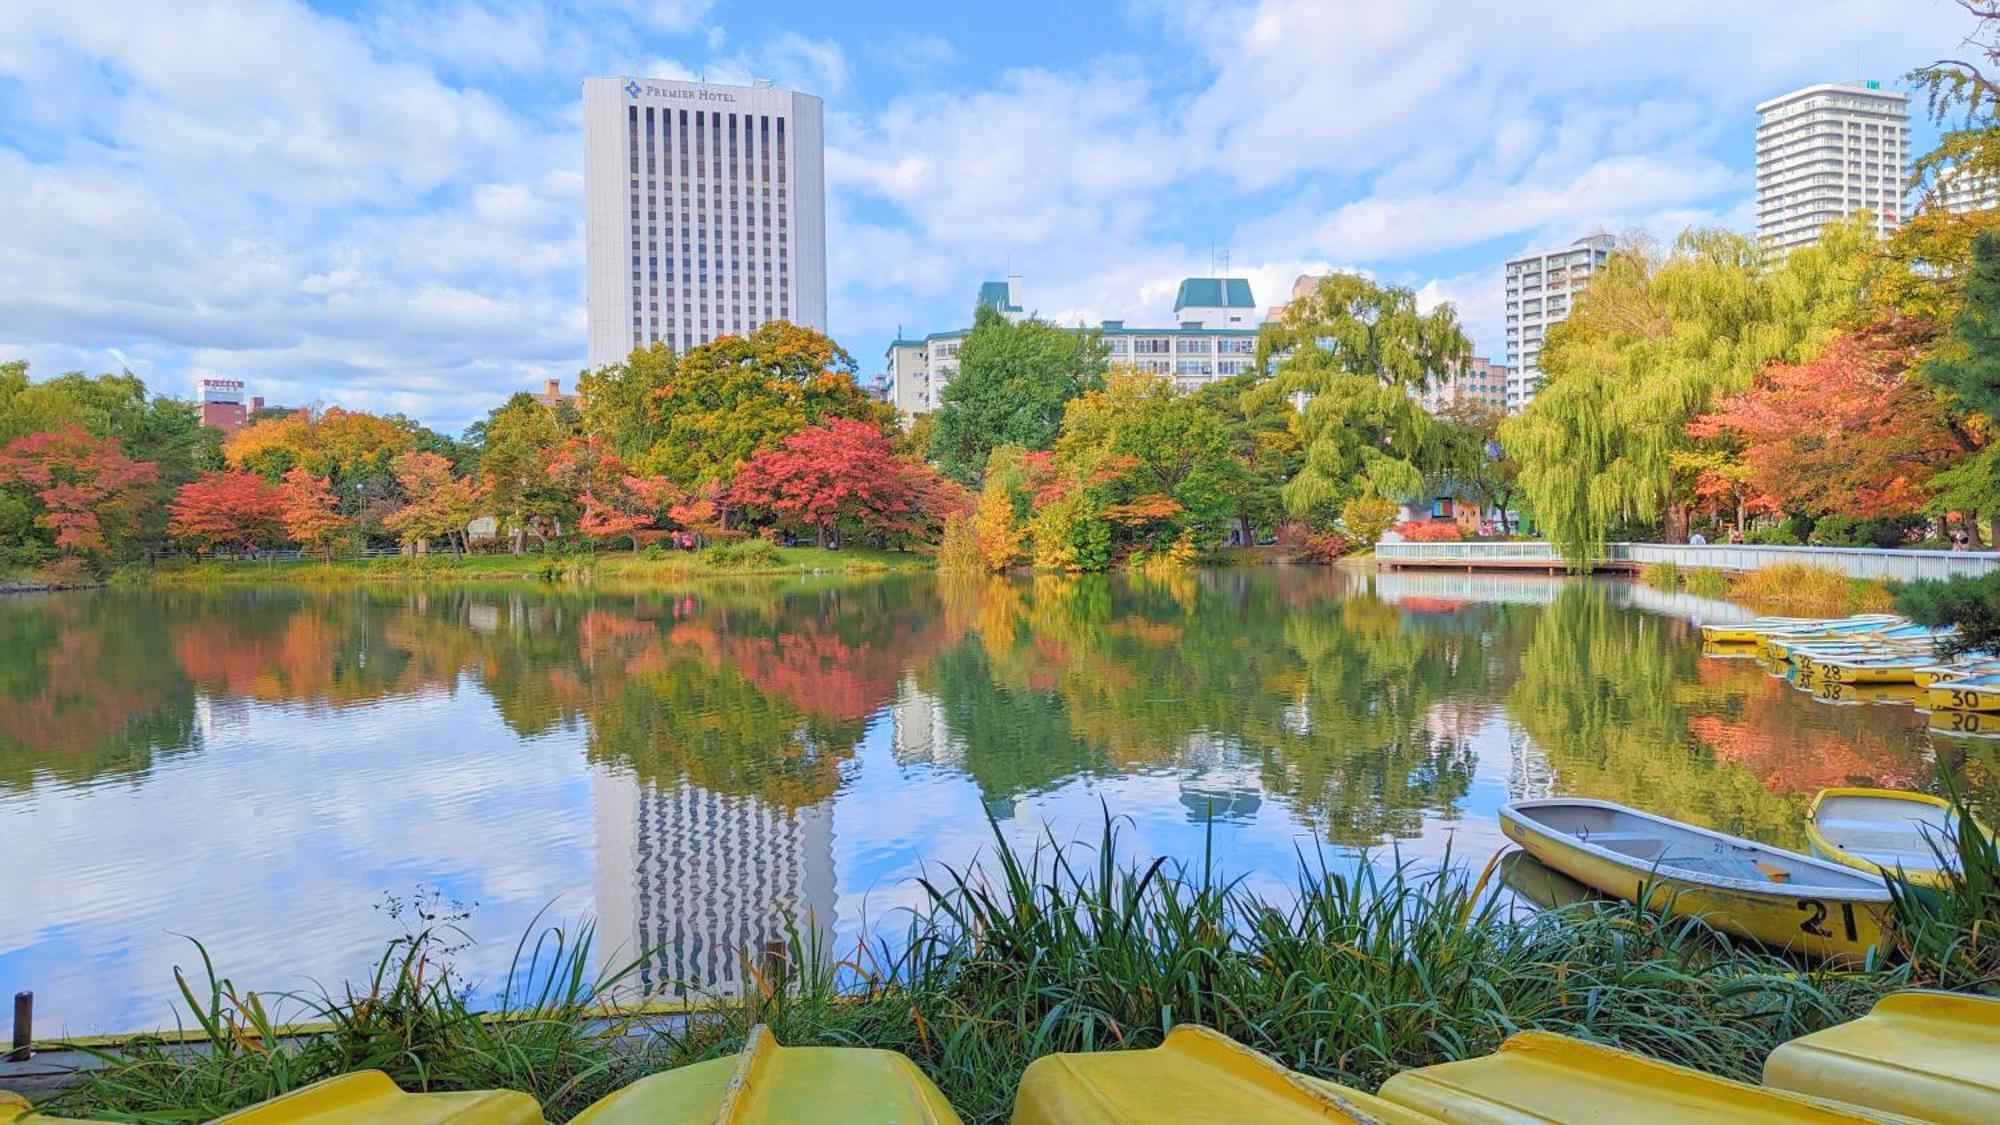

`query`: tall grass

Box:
[1883,794,2000,993]
[43,815,1905,1124]
[1729,563,1894,615]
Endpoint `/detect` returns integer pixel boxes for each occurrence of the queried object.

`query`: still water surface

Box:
[2,570,1994,1032]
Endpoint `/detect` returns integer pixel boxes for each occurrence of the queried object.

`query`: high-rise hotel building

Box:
[1755,82,1909,255]
[582,77,828,371]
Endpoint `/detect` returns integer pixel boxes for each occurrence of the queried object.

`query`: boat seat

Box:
[1379,1030,1906,1123]
[212,1071,544,1123]
[1010,1025,1437,1124]
[1573,831,1665,859]
[1765,990,2000,1124]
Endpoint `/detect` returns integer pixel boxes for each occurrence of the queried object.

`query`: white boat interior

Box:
[1814,794,1961,874]
[1508,800,1888,894]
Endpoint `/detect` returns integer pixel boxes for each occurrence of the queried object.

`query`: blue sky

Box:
[0,1,1973,431]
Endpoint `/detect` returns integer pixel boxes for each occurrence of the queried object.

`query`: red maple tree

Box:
[730,419,957,548]
[546,436,657,550]
[279,466,350,559]
[1690,322,1961,519]
[169,470,288,555]
[0,425,159,559]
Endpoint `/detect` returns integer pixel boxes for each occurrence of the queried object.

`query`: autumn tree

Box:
[1052,368,1243,555]
[0,425,158,562]
[1503,221,1876,562]
[731,419,956,548]
[931,305,1109,484]
[1255,273,1469,524]
[279,467,349,559]
[382,450,483,558]
[545,436,657,550]
[167,471,288,555]
[581,323,891,488]
[1692,320,1958,527]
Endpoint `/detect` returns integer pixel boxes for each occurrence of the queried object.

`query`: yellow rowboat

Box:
[1812,657,1932,686]
[1760,618,1911,661]
[213,1071,543,1123]
[1914,659,2000,688]
[1497,849,1598,910]
[570,1025,959,1123]
[1010,1024,1433,1124]
[0,1091,119,1123]
[1701,617,1818,645]
[1928,708,2000,738]
[1378,1030,1909,1123]
[1925,672,2000,712]
[1806,789,1988,889]
[1814,681,1921,707]
[1500,799,1893,964]
[1764,990,2000,1124]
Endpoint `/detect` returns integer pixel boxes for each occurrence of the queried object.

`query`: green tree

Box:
[1196,371,1302,545]
[1056,369,1243,541]
[1433,401,1521,534]
[1253,274,1469,521]
[579,323,889,488]
[476,393,579,552]
[932,306,1108,484]
[1502,223,1875,563]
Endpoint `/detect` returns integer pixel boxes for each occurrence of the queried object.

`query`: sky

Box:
[0,0,1979,432]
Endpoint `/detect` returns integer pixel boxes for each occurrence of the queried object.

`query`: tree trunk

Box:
[511,527,525,555]
[1237,513,1252,549]
[1988,511,1998,549]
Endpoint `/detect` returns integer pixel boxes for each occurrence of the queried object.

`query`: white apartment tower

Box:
[583,76,828,371]
[1502,235,1614,412]
[1755,82,1909,254]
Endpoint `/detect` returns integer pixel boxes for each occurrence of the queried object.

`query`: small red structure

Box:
[199,379,261,436]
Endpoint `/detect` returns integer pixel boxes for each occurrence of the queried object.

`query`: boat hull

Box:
[1500,802,1890,964]
[1925,681,2000,712]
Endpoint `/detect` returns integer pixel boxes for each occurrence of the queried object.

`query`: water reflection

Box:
[0,570,1988,1032]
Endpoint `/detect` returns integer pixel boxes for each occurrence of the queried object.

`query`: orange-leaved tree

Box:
[1690,320,1961,522]
[279,466,349,559]
[545,436,660,551]
[0,425,159,561]
[382,450,483,558]
[168,471,288,555]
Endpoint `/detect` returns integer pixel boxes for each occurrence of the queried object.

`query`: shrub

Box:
[934,514,984,573]
[1339,496,1398,544]
[1684,568,1731,598]
[1291,529,1353,565]
[1896,570,2000,657]
[1810,514,1924,549]
[1744,525,1801,546]
[1393,520,1463,542]
[700,539,784,571]
[1639,561,1681,591]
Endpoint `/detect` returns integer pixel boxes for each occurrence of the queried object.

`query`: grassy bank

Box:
[40,809,1996,1124]
[130,542,930,588]
[1641,560,1896,615]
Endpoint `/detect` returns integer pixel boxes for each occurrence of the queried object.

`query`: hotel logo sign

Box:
[624,80,739,104]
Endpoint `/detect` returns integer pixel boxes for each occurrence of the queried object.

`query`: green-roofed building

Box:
[884,275,1263,422]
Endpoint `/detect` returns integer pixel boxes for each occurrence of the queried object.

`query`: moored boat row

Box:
[1702,612,2000,724]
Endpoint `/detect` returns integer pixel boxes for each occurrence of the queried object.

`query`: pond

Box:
[2,569,1994,1033]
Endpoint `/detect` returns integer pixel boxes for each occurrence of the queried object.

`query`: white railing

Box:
[1376,540,2000,582]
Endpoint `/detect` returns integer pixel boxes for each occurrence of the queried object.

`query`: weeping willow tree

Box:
[1254,273,1470,522]
[1501,220,1878,563]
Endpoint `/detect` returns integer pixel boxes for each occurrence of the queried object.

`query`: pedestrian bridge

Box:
[1373,541,2000,583]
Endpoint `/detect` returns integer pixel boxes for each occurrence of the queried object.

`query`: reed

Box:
[42,814,1907,1124]
[1728,563,1894,615]
[1883,793,2000,992]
